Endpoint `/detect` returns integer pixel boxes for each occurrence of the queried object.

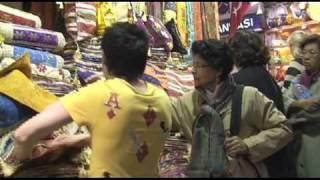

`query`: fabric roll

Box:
[0,22,66,53]
[0,44,64,69]
[0,4,41,28]
[96,2,115,36]
[186,2,195,47]
[176,2,188,47]
[202,2,219,40]
[147,2,162,20]
[192,2,203,40]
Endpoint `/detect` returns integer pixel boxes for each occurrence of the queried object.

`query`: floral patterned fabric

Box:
[0,22,65,53]
[145,15,173,52]
[0,44,64,69]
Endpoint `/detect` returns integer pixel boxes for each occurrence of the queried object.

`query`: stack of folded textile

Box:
[76,36,104,85]
[165,68,194,99]
[62,40,77,72]
[0,5,86,178]
[149,47,169,62]
[0,17,75,97]
[159,133,191,178]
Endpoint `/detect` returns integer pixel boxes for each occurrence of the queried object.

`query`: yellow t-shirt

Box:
[60,77,172,177]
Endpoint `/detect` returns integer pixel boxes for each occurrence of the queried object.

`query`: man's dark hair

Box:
[191,39,234,80]
[101,22,149,81]
[299,34,320,50]
[229,30,270,68]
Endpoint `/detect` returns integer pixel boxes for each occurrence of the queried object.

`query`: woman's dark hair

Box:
[101,22,149,81]
[229,30,270,68]
[299,34,320,50]
[191,39,234,80]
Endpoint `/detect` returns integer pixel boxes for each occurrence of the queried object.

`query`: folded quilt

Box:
[0,4,41,28]
[64,2,97,42]
[31,64,72,83]
[0,53,32,79]
[0,22,65,52]
[0,70,57,113]
[0,44,64,69]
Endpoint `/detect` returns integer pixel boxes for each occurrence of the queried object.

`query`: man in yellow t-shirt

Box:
[9,22,172,177]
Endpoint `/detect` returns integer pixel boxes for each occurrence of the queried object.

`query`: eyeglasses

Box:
[192,64,211,69]
[302,50,320,56]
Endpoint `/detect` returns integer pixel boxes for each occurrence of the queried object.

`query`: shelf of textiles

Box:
[0,4,88,178]
[0,18,77,97]
[144,57,194,101]
[159,133,191,178]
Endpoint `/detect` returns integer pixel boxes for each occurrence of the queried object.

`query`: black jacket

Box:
[233,65,285,113]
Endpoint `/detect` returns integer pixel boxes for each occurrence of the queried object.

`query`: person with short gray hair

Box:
[283,31,308,90]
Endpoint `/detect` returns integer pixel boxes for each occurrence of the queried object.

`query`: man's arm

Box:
[13,101,72,160]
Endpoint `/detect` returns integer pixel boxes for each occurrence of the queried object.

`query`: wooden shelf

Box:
[266,20,320,34]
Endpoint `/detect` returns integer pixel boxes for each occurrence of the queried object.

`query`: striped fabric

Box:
[165,68,194,99]
[143,62,168,89]
[64,2,96,42]
[0,4,41,28]
[34,79,75,97]
[0,22,66,53]
[283,59,305,89]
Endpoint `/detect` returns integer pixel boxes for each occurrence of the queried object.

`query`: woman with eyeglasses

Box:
[171,39,292,177]
[283,34,320,177]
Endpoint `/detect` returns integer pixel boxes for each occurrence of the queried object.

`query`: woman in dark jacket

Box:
[229,30,284,113]
[229,30,292,177]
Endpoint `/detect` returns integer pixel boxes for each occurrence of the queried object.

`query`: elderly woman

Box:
[171,39,292,177]
[283,31,308,90]
[229,30,292,177]
[283,34,320,177]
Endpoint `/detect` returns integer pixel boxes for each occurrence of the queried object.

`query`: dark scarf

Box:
[187,76,236,177]
[199,76,236,110]
[299,70,320,88]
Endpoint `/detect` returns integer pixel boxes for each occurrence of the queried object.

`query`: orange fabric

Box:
[192,2,203,40]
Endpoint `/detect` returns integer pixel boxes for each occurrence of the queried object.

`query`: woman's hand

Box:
[224,136,249,158]
[293,99,320,112]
